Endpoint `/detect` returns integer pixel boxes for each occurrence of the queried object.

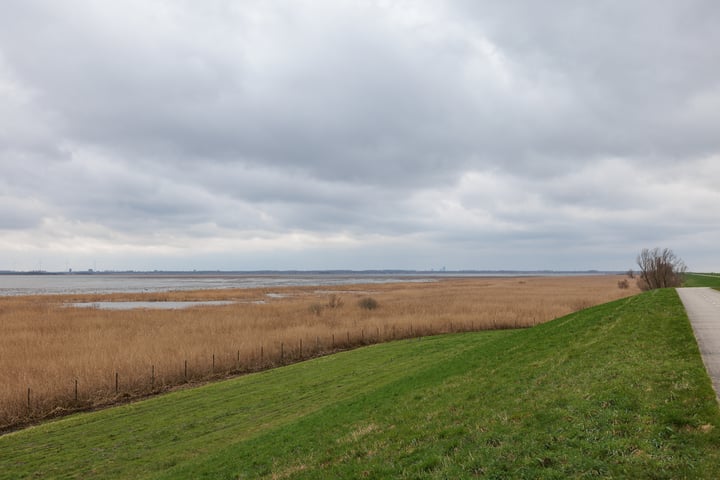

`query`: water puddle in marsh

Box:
[69,300,238,310]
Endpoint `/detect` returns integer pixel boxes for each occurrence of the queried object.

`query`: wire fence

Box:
[5,320,492,432]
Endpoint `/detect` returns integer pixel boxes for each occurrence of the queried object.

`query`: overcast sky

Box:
[1,1,719,272]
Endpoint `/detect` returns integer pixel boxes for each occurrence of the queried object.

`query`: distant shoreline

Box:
[0,270,623,297]
[0,269,620,276]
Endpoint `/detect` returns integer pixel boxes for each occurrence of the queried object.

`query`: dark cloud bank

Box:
[0,1,718,271]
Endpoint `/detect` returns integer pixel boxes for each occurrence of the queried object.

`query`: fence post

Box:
[151,365,155,389]
[300,339,303,358]
[212,354,215,373]
[115,372,119,394]
[261,346,264,366]
[332,334,335,349]
[184,360,188,381]
[27,387,30,411]
[281,343,284,363]
[237,350,240,369]
[75,379,78,402]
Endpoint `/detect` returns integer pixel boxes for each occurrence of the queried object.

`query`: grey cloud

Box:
[0,1,719,271]
[3,1,719,178]
[462,1,720,158]
[0,197,44,230]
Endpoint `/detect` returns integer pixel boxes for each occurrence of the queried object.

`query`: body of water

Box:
[70,300,239,310]
[0,271,613,297]
[0,273,436,296]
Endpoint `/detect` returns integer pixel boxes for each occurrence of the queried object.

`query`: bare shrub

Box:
[358,297,379,310]
[617,279,630,289]
[636,247,687,290]
[309,303,323,316]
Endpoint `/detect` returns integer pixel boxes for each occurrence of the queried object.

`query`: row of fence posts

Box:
[21,321,480,414]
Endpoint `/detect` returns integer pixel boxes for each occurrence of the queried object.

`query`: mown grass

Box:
[684,272,720,289]
[1,288,719,478]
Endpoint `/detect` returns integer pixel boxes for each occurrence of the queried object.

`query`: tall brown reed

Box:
[0,276,638,430]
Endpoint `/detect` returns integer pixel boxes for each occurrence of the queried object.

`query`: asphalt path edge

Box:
[677,287,720,402]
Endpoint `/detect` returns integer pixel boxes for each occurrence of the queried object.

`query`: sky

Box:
[1,1,719,272]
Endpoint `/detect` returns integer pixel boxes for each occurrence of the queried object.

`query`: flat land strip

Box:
[684,273,720,289]
[0,275,637,429]
[1,288,719,478]
[678,287,720,400]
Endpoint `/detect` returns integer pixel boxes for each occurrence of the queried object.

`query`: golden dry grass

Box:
[0,275,638,430]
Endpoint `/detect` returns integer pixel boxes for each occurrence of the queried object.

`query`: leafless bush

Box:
[309,303,323,316]
[618,279,630,289]
[358,297,379,310]
[636,247,687,290]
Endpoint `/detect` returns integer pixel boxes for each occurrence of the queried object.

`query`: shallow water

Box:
[69,300,238,310]
[0,271,605,297]
[0,273,436,296]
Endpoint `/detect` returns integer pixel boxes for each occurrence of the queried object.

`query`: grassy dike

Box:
[684,272,720,289]
[1,289,719,479]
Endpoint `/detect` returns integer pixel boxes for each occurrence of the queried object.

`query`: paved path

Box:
[677,287,720,400]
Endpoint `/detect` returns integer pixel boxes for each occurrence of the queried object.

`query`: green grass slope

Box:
[1,289,719,479]
[684,273,720,288]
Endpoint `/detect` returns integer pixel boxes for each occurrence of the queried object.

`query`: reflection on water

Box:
[0,273,437,296]
[70,300,237,310]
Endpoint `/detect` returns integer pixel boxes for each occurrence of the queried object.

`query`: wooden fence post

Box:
[115,372,119,394]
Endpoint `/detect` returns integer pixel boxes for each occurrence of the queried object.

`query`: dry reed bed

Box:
[0,275,638,430]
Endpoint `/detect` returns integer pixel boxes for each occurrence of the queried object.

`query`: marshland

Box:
[0,274,638,431]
